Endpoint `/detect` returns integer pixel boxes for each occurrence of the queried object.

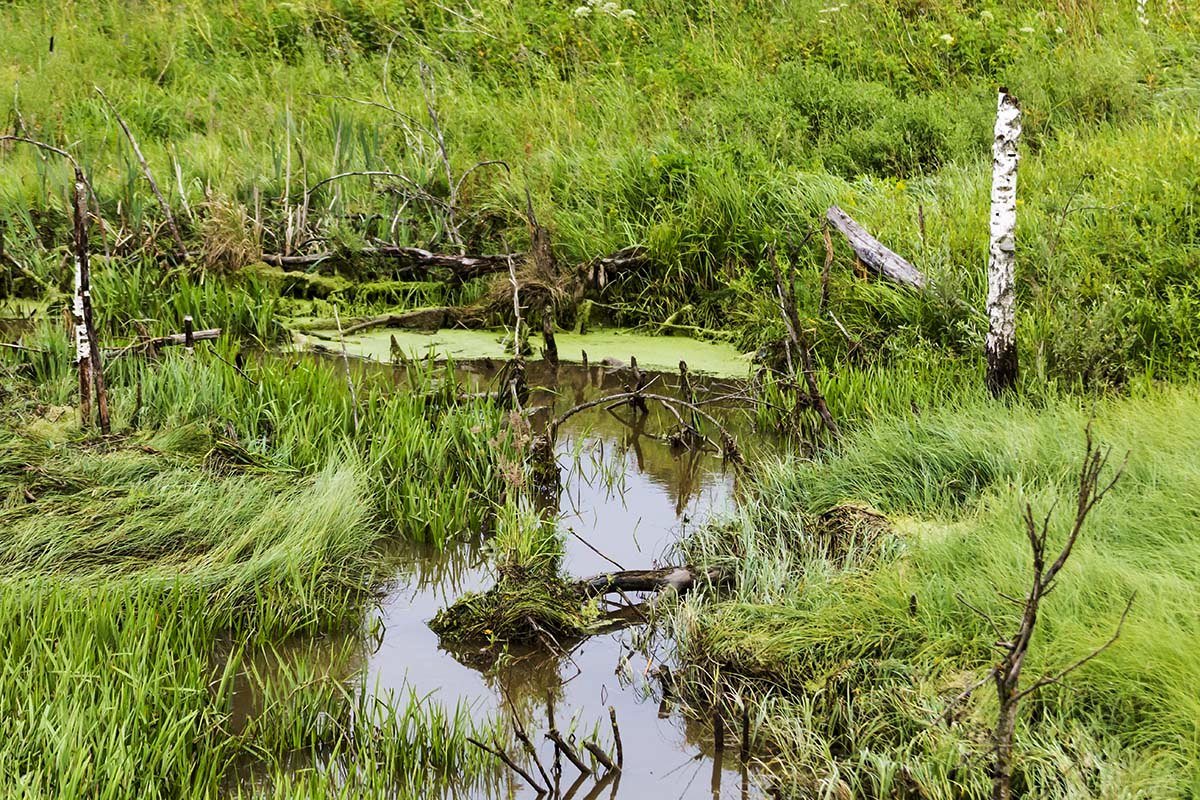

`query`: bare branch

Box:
[1013,593,1135,702]
[95,87,189,262]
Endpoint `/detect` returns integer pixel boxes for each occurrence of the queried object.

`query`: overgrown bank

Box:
[0,332,518,797]
[2,0,1199,388]
[674,386,1200,798]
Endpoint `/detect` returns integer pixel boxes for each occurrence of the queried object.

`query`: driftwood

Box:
[577,565,723,598]
[826,206,927,289]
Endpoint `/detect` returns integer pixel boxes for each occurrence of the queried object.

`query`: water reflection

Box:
[361,360,771,798]
[235,358,774,798]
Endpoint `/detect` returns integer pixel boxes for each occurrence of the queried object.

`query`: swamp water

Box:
[243,334,776,798]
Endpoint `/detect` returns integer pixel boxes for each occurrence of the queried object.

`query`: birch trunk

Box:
[986,89,1021,396]
[72,229,93,428]
[73,168,110,433]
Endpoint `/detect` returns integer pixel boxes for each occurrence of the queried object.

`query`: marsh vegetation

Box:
[3,0,1200,797]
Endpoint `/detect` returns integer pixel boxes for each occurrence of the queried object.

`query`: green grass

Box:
[676,384,1200,798]
[3,1,1200,796]
[0,322,521,797]
[5,317,521,545]
[1,0,1198,388]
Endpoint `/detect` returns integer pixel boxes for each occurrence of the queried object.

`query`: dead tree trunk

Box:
[986,89,1021,397]
[73,167,110,433]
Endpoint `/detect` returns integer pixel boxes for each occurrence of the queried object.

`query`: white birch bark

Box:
[73,250,89,363]
[986,89,1021,396]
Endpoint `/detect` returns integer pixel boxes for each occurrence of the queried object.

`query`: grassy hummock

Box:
[675,385,1200,798]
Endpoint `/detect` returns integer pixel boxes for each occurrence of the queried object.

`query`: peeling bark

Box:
[986,89,1021,397]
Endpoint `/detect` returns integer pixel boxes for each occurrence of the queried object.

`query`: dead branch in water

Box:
[466,737,545,794]
[546,728,592,777]
[550,389,744,466]
[582,741,618,774]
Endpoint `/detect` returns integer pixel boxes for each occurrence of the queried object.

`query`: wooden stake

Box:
[183,315,194,351]
[986,88,1021,397]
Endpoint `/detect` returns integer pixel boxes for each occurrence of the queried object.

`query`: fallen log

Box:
[261,245,520,281]
[105,328,221,358]
[339,306,482,335]
[577,565,724,598]
[826,206,927,289]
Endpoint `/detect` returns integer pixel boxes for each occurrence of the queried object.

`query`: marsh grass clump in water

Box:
[431,501,596,644]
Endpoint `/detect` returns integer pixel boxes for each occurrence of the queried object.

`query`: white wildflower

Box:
[573,5,591,16]
[939,32,955,45]
[618,8,636,18]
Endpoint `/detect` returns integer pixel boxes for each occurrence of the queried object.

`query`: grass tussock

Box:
[431,500,593,644]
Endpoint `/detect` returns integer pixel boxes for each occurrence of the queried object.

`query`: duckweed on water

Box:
[302,327,752,378]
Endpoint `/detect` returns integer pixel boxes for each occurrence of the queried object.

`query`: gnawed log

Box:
[106,328,221,358]
[826,206,927,289]
[577,565,724,598]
